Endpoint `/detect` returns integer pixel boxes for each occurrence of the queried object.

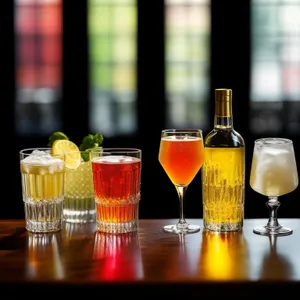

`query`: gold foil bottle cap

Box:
[215,88,232,117]
[215,88,232,102]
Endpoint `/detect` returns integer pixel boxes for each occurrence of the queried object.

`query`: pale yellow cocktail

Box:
[49,132,104,223]
[20,148,65,232]
[64,156,95,223]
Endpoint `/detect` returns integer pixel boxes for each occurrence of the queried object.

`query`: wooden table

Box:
[1,219,300,296]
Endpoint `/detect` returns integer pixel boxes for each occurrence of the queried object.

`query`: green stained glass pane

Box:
[89,0,108,4]
[187,36,209,61]
[166,35,187,62]
[91,0,135,4]
[91,64,112,89]
[89,6,112,35]
[114,0,135,4]
[89,0,137,137]
[113,6,136,34]
[113,37,136,62]
[113,64,135,92]
[90,37,113,63]
[166,64,188,93]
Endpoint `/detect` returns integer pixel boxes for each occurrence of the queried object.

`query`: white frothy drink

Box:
[250,145,298,196]
[21,149,64,173]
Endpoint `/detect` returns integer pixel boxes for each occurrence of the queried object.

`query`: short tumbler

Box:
[91,148,142,234]
[20,148,65,232]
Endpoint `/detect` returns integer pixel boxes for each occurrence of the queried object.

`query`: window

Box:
[165,0,210,130]
[88,0,137,137]
[15,0,63,136]
[251,0,300,135]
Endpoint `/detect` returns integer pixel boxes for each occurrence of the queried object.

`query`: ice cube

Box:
[95,155,138,164]
[119,156,135,163]
[251,145,297,195]
[255,147,290,170]
[48,164,62,174]
[31,149,50,156]
[105,155,122,163]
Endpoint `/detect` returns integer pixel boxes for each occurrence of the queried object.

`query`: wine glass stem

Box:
[266,196,281,229]
[176,185,188,226]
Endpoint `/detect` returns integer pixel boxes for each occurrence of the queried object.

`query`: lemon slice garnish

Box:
[52,140,81,170]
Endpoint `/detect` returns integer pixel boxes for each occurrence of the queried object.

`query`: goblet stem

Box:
[253,195,292,236]
[266,197,281,230]
[163,184,200,234]
[176,185,188,227]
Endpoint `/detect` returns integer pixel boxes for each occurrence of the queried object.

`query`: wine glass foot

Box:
[253,226,293,236]
[163,224,200,235]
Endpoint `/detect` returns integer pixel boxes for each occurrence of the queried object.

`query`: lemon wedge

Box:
[52,140,81,170]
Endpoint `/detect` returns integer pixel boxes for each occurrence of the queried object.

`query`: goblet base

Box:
[163,224,200,235]
[253,225,293,236]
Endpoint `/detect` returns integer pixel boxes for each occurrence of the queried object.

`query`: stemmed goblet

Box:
[250,138,298,236]
[158,129,205,234]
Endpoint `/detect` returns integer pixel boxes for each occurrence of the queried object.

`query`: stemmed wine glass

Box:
[158,129,205,234]
[249,138,298,236]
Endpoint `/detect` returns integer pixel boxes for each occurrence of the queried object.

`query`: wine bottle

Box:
[202,88,245,232]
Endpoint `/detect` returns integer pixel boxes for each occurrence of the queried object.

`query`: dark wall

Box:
[2,0,300,220]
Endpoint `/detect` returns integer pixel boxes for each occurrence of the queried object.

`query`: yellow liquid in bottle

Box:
[202,147,245,231]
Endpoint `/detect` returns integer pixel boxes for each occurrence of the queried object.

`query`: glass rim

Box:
[19,148,52,155]
[255,138,293,146]
[161,129,203,134]
[90,147,141,153]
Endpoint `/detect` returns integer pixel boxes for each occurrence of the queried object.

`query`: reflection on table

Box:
[198,230,249,280]
[26,232,65,280]
[92,231,144,281]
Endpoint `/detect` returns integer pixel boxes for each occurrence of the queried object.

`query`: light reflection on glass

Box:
[88,0,137,137]
[92,232,144,281]
[165,0,210,130]
[198,231,249,280]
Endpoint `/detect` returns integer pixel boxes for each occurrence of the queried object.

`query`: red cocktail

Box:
[92,148,142,234]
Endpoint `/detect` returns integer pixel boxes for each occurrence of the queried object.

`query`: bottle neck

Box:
[214,100,233,129]
[214,116,233,129]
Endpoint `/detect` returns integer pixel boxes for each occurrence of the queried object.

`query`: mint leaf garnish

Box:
[79,133,104,161]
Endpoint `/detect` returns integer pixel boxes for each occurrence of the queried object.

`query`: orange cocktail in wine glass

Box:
[158,129,205,234]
